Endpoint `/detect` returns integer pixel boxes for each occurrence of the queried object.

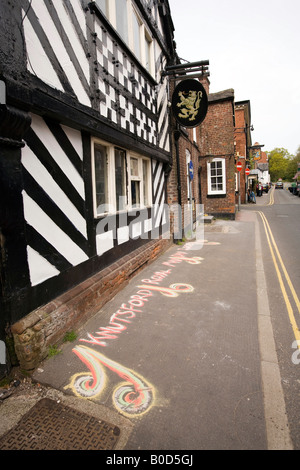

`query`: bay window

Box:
[92,139,152,216]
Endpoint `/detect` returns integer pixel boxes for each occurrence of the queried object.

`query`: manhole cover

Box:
[0,398,120,450]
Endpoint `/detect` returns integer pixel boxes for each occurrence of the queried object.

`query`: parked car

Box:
[275,181,284,189]
[262,184,269,193]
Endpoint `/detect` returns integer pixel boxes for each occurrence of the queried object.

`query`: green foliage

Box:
[47,331,77,358]
[48,345,61,357]
[267,147,299,181]
[63,330,77,342]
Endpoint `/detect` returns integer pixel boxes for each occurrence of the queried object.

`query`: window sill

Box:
[94,206,152,220]
[207,193,227,199]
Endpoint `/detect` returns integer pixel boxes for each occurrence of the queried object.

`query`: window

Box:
[130,157,140,208]
[129,155,151,209]
[145,35,151,72]
[143,159,150,206]
[92,139,151,216]
[144,29,153,74]
[115,148,127,211]
[95,1,154,75]
[132,9,153,74]
[96,0,129,44]
[94,143,109,214]
[132,10,142,61]
[116,0,129,44]
[207,158,226,195]
[96,0,107,14]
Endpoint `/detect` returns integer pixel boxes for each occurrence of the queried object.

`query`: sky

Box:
[168,0,300,156]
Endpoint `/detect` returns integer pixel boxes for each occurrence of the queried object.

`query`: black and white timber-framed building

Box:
[0,0,178,370]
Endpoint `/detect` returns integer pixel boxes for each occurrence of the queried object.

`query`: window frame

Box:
[128,153,152,210]
[114,147,128,212]
[207,158,226,196]
[92,138,152,218]
[91,140,113,217]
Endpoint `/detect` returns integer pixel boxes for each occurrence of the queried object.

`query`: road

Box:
[249,185,300,449]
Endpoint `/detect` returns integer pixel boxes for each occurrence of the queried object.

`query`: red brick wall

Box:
[197,90,236,218]
[167,130,201,238]
[234,107,247,203]
[260,151,268,164]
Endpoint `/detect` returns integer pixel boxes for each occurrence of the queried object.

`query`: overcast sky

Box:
[169,0,300,156]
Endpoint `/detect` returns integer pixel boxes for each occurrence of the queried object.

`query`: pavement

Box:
[0,189,294,451]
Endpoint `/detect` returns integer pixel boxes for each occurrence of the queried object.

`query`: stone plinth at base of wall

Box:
[11,238,171,371]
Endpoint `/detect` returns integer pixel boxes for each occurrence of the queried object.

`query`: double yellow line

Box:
[267,187,275,206]
[257,211,300,346]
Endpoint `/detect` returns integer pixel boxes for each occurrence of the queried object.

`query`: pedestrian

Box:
[251,190,256,203]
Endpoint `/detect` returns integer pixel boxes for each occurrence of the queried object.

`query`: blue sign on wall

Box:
[189,161,194,180]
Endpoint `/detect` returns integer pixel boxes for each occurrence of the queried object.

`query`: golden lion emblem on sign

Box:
[177,90,203,121]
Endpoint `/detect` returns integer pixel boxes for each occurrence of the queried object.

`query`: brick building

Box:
[197,82,236,219]
[234,100,252,203]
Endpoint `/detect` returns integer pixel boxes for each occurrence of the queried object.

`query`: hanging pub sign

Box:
[252,149,261,160]
[172,79,208,128]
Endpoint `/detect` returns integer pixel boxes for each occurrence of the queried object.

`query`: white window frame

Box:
[91,139,115,217]
[207,158,226,196]
[92,138,152,217]
[128,153,152,209]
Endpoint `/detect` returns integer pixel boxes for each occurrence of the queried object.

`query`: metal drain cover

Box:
[0,398,120,450]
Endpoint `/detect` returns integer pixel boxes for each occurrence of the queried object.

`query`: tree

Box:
[284,146,300,181]
[267,148,294,181]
